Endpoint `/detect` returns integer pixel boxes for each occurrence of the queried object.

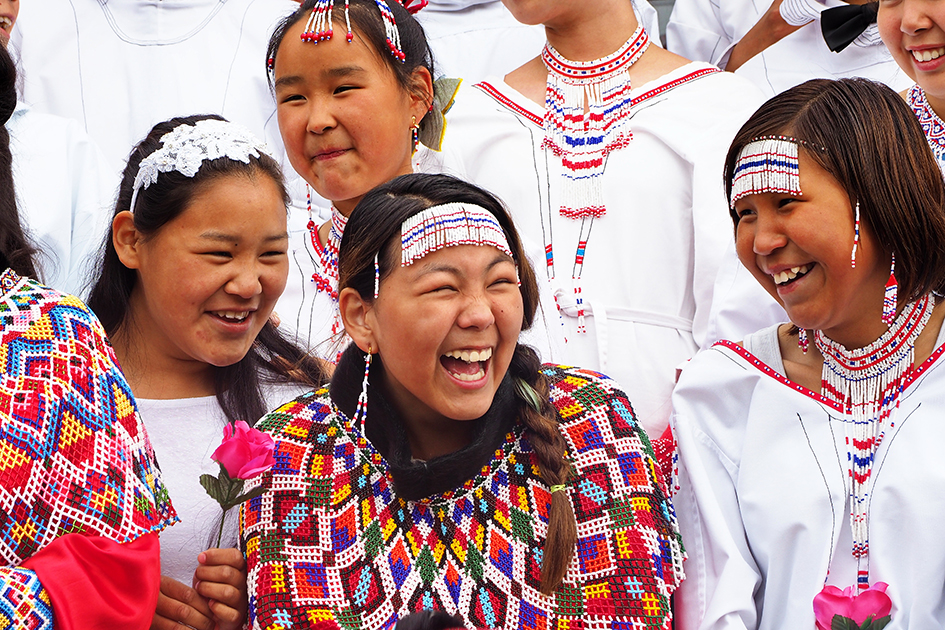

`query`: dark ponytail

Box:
[0,46,37,279]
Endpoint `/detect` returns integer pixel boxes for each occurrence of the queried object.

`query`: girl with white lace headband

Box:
[87,115,329,630]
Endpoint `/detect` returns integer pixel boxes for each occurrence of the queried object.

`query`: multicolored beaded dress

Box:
[242,349,684,629]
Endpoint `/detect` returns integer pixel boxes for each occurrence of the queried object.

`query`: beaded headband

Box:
[400,203,513,267]
[730,136,803,207]
[298,0,427,62]
[129,119,270,213]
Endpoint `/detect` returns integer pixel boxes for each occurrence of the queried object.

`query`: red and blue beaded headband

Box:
[400,203,514,267]
[295,0,429,63]
[730,135,828,208]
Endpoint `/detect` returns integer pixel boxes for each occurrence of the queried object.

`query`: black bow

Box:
[821,2,879,53]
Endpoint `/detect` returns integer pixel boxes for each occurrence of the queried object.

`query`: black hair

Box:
[87,114,327,424]
[0,45,37,279]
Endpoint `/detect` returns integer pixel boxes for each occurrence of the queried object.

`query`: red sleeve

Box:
[22,533,160,630]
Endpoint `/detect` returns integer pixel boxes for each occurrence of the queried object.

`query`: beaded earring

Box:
[882,253,897,325]
[410,116,420,153]
[851,201,860,268]
[353,345,372,433]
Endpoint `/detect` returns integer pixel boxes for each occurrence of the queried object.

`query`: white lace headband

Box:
[400,202,513,266]
[129,119,271,213]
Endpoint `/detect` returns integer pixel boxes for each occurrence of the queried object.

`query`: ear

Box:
[407,66,434,122]
[339,287,376,353]
[112,211,143,270]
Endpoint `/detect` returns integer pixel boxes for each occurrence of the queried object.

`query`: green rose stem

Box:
[200,463,267,548]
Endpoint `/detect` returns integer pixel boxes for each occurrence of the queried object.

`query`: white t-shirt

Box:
[139,380,310,585]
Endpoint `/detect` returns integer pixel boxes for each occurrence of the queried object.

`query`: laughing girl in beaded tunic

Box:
[241,173,684,630]
[673,78,945,630]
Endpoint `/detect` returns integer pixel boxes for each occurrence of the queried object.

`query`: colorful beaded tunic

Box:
[0,269,176,565]
[242,364,684,630]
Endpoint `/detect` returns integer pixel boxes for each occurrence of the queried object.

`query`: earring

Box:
[798,327,809,354]
[353,344,372,433]
[882,252,897,325]
[410,115,420,153]
[373,253,380,300]
[850,201,860,268]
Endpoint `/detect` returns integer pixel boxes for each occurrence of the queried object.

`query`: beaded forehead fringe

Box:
[300,0,408,61]
[400,203,513,267]
[129,119,269,214]
[730,136,802,207]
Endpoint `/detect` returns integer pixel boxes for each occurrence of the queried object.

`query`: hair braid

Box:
[509,344,576,595]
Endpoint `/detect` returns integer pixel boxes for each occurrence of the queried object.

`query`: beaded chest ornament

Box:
[540,25,648,333]
[908,84,945,174]
[306,188,348,346]
[814,294,932,591]
[129,119,269,213]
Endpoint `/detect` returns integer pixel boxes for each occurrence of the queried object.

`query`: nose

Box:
[899,0,932,35]
[747,212,788,257]
[456,292,496,331]
[225,260,263,299]
[305,98,336,135]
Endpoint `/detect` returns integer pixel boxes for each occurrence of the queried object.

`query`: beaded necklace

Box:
[814,294,933,590]
[540,25,648,333]
[307,195,347,340]
[541,24,648,220]
[907,85,945,173]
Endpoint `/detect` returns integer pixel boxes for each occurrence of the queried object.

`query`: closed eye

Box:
[333,85,359,95]
[279,93,305,104]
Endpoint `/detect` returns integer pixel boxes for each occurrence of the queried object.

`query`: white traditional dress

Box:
[10,0,297,180]
[437,63,765,437]
[665,0,910,98]
[672,322,945,630]
[7,101,114,298]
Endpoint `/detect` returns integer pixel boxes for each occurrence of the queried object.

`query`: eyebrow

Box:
[414,254,514,277]
[273,65,367,90]
[198,231,289,243]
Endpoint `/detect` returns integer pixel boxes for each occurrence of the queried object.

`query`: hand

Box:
[151,574,215,630]
[193,547,248,630]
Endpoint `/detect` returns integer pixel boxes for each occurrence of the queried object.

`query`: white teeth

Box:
[214,311,248,321]
[773,264,811,286]
[913,47,945,62]
[0,18,11,29]
[443,348,493,363]
[453,368,485,381]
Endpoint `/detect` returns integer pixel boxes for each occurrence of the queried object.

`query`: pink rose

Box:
[813,583,892,630]
[210,420,275,479]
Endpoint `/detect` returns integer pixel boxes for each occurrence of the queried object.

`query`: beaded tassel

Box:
[301,0,354,43]
[815,295,933,589]
[851,202,860,268]
[374,0,405,61]
[301,0,334,42]
[401,203,512,267]
[541,25,648,219]
[353,347,372,434]
[730,136,802,207]
[798,327,808,354]
[882,253,897,325]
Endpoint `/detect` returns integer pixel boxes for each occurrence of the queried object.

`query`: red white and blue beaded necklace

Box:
[539,25,649,333]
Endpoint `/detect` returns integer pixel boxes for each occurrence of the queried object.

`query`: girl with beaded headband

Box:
[87,114,328,630]
[240,173,684,630]
[264,0,437,360]
[0,44,177,629]
[434,0,768,441]
[673,78,945,630]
